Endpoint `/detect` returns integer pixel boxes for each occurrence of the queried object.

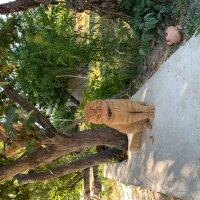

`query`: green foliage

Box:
[97,166,121,200]
[0,16,19,50]
[97,17,140,65]
[171,0,200,38]
[83,64,130,101]
[82,18,139,104]
[186,6,200,36]
[0,177,81,200]
[0,104,45,155]
[12,5,100,109]
[25,140,34,154]
[29,176,81,200]
[0,16,22,127]
[171,0,191,21]
[3,106,18,139]
[0,180,31,200]
[0,16,19,81]
[51,106,77,132]
[120,0,171,53]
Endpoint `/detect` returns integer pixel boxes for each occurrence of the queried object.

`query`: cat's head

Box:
[84,100,108,124]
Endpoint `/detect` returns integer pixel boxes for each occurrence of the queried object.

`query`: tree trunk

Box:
[66,172,83,188]
[0,0,58,15]
[66,91,80,105]
[66,0,129,18]
[83,166,102,200]
[84,168,91,200]
[93,166,102,196]
[0,128,127,182]
[15,149,122,185]
[0,0,130,19]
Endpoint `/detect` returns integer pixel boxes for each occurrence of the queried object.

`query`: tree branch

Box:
[63,116,85,132]
[0,0,58,15]
[66,91,80,105]
[0,128,128,181]
[66,172,83,188]
[15,149,122,184]
[0,75,57,138]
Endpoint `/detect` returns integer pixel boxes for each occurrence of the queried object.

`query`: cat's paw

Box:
[149,105,155,113]
[129,132,142,153]
[148,112,155,119]
[138,101,146,105]
[143,122,152,130]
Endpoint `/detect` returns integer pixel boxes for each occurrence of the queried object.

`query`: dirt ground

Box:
[139,22,182,83]
[140,0,200,82]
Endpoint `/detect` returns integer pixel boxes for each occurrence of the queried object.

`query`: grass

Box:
[185,5,200,36]
[100,177,122,200]
[172,0,200,38]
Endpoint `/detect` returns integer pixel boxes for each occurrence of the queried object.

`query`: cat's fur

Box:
[85,99,154,133]
[85,99,155,152]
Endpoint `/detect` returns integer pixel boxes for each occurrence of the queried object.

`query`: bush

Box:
[120,0,171,53]
[83,64,128,101]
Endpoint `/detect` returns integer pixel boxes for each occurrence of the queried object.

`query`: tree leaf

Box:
[139,48,146,56]
[25,140,34,154]
[13,179,19,186]
[6,106,16,124]
[6,126,17,139]
[25,116,37,126]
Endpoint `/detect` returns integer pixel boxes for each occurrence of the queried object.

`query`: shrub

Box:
[120,0,171,53]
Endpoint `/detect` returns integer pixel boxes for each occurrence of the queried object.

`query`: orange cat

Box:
[85,99,155,152]
[85,99,154,134]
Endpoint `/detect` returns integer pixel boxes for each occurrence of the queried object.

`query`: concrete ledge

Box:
[104,34,200,200]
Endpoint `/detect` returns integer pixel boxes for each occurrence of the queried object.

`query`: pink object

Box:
[165,25,182,45]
